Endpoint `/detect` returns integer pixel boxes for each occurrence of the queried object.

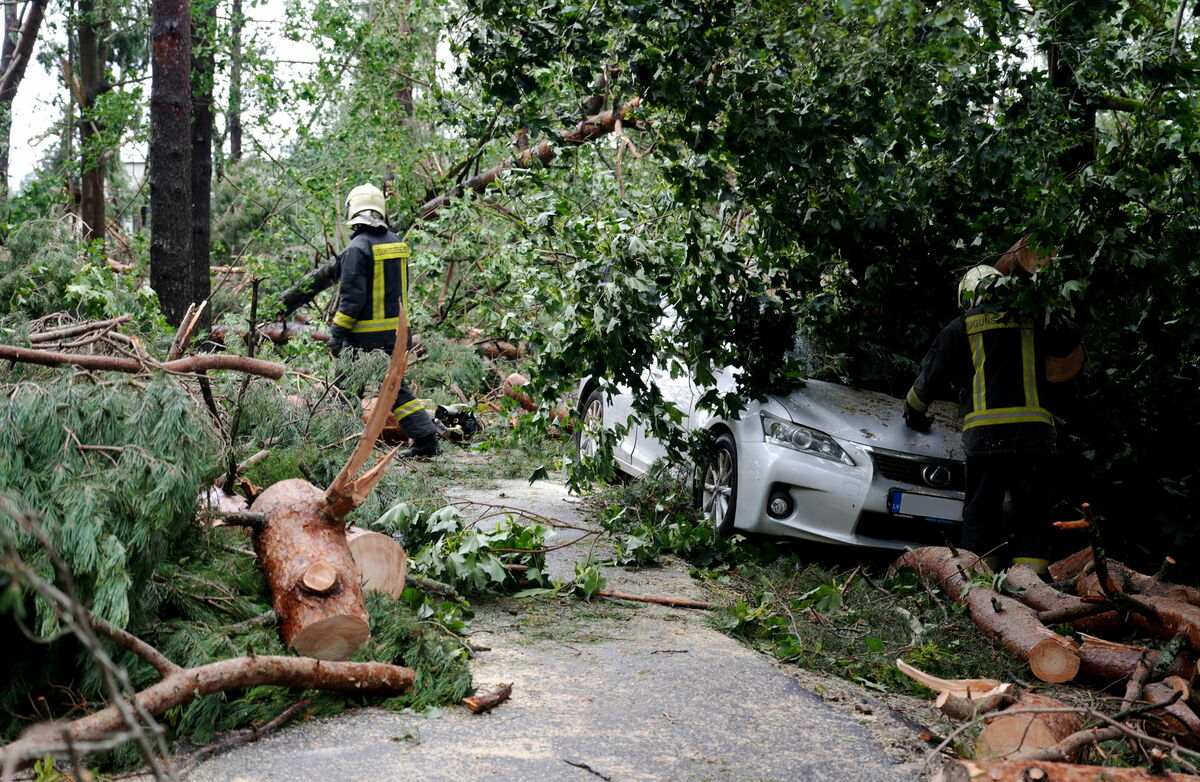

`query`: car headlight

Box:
[760,413,853,465]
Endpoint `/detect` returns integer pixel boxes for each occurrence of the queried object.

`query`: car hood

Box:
[766,378,965,460]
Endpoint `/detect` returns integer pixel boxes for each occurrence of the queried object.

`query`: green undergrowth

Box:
[585,468,1029,695]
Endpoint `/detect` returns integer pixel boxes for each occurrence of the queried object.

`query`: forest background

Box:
[0,0,1197,766]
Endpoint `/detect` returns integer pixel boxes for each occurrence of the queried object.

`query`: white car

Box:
[576,367,968,549]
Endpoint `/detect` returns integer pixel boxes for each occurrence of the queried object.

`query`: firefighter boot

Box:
[400,434,440,459]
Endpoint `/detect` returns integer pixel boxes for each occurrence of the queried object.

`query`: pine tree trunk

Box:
[975,693,1085,761]
[228,0,242,162]
[190,0,216,330]
[149,0,194,326]
[77,0,107,243]
[250,480,370,660]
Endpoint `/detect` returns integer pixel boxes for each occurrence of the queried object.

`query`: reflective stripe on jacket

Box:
[329,226,410,352]
[906,306,1075,454]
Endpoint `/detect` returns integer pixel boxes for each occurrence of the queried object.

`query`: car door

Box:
[628,356,700,472]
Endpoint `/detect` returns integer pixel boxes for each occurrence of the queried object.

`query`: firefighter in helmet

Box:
[328,183,439,458]
[904,264,1080,575]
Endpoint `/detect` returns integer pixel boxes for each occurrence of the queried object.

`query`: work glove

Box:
[328,336,343,357]
[903,403,931,433]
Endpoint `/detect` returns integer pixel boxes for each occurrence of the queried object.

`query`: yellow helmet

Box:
[958,264,1001,307]
[345,183,387,227]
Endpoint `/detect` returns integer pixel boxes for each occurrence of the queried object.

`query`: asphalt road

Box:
[183,480,924,782]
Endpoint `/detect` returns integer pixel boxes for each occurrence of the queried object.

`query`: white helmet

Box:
[345,183,387,228]
[958,264,1002,307]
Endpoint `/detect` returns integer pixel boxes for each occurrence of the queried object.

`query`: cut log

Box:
[895,548,1081,683]
[1076,561,1200,607]
[463,682,513,714]
[251,479,370,660]
[361,397,407,444]
[502,372,538,412]
[975,694,1085,761]
[346,526,409,599]
[1142,681,1200,747]
[935,758,1200,782]
[1077,634,1194,685]
[1048,546,1094,583]
[1003,564,1126,636]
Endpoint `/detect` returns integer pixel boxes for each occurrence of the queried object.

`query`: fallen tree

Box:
[274,99,643,321]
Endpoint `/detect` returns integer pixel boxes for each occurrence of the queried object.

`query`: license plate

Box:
[888,489,963,523]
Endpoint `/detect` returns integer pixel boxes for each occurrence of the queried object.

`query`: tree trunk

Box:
[190,0,216,331]
[894,548,1080,682]
[150,0,194,326]
[77,0,107,243]
[228,0,243,162]
[975,694,1085,761]
[935,759,1200,782]
[346,526,408,599]
[250,480,370,660]
[0,1,47,204]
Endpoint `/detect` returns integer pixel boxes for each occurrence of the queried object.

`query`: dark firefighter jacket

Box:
[905,305,1080,455]
[329,226,410,353]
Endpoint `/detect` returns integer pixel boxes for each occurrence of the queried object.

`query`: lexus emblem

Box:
[922,464,953,488]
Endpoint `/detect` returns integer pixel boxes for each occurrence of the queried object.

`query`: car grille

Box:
[856,512,961,547]
[868,449,965,492]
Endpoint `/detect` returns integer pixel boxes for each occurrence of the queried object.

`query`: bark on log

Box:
[346,526,408,599]
[251,479,370,660]
[975,694,1085,761]
[935,758,1200,782]
[1003,564,1126,636]
[1142,681,1200,747]
[895,548,1081,682]
[1076,634,1194,684]
[0,344,286,379]
[1048,546,1094,583]
[1092,594,1200,652]
[0,655,413,767]
[1077,561,1200,607]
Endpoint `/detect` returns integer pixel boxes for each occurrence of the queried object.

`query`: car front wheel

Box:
[697,432,738,537]
[575,389,605,462]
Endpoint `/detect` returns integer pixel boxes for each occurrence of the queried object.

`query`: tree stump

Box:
[251,479,370,660]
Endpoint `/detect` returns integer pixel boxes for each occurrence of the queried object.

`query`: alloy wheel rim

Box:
[578,397,603,459]
[702,450,733,524]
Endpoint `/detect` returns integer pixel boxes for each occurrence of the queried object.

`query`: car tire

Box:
[574,389,605,464]
[696,432,738,537]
